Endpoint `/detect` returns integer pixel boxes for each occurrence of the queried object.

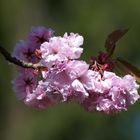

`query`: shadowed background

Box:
[0,0,140,140]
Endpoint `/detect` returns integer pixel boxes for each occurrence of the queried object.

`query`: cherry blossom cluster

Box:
[12,26,139,114]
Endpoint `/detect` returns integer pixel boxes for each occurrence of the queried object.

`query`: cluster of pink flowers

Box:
[12,26,139,114]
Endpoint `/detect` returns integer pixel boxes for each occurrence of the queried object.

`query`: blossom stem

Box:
[0,46,44,69]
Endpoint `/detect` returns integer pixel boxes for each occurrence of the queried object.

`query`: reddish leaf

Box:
[117,57,140,83]
[105,28,129,57]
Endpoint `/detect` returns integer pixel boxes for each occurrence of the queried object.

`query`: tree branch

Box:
[0,46,44,69]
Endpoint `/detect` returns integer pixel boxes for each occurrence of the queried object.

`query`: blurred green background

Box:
[0,0,140,140]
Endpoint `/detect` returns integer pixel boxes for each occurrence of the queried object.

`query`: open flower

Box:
[12,41,39,63]
[40,33,83,68]
[28,26,54,45]
[81,71,139,114]
[12,72,37,100]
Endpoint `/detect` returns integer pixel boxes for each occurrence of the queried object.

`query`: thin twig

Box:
[0,46,44,69]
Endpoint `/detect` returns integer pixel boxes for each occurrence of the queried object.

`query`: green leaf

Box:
[105,28,129,57]
[117,57,140,83]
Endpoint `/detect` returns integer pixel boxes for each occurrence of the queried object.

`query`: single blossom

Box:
[12,40,39,63]
[40,33,84,68]
[12,72,37,100]
[28,26,54,45]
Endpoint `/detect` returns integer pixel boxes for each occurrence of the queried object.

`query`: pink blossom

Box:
[28,26,54,45]
[65,60,90,101]
[13,26,54,64]
[81,71,139,114]
[41,66,73,101]
[11,28,140,114]
[40,59,90,102]
[24,81,56,109]
[65,60,89,80]
[12,73,37,100]
[63,33,84,48]
[12,41,39,63]
[40,33,84,68]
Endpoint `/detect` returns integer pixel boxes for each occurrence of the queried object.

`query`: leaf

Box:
[105,28,129,57]
[117,57,140,83]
